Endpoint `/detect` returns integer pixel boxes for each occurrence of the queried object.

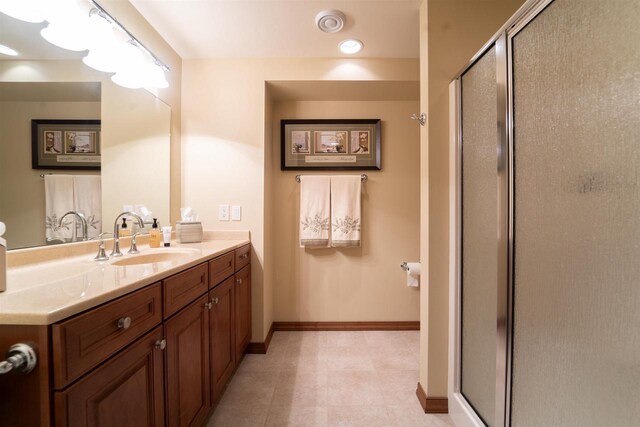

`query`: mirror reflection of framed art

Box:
[32,119,101,170]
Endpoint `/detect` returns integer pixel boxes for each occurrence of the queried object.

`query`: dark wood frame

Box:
[31,119,101,170]
[280,119,381,171]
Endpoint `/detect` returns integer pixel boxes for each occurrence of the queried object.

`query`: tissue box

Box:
[176,221,203,243]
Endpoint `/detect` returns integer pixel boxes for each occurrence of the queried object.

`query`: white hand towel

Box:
[73,175,102,239]
[299,176,331,248]
[330,176,362,248]
[45,175,74,243]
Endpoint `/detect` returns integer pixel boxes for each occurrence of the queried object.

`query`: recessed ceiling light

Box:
[0,43,18,57]
[316,10,345,33]
[339,39,363,55]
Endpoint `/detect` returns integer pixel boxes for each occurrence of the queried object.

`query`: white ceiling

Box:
[129,0,421,59]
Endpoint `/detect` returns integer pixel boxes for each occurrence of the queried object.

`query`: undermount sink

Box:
[111,250,196,266]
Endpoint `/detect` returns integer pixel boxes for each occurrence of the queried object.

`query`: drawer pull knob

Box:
[155,339,167,351]
[240,253,249,259]
[212,297,219,305]
[117,317,132,330]
[236,278,243,285]
[204,302,213,310]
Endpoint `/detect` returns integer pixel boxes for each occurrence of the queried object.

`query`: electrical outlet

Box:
[231,205,241,221]
[218,204,230,221]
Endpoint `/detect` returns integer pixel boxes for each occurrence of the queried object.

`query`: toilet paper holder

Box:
[400,262,410,271]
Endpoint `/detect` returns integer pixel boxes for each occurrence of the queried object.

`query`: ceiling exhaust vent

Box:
[315,10,346,33]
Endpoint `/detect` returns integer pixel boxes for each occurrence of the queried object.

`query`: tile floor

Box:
[207,330,454,427]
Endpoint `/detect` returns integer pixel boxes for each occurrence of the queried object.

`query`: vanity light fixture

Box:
[0,0,47,23]
[339,39,363,54]
[0,43,18,57]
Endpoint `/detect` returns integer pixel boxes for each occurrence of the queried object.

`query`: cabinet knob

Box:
[240,253,249,260]
[212,297,219,305]
[204,302,213,310]
[154,339,167,351]
[117,317,132,330]
[236,278,242,285]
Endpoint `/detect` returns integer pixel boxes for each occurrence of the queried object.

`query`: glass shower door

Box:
[509,0,640,425]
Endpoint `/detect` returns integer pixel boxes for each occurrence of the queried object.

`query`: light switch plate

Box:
[231,205,241,221]
[218,204,230,221]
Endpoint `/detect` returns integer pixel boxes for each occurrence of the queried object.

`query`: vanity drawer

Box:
[235,244,251,271]
[163,262,209,318]
[209,251,234,288]
[52,283,162,389]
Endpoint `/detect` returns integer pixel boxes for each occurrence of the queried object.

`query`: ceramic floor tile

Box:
[327,370,385,406]
[327,405,394,427]
[376,369,420,405]
[206,404,270,427]
[387,404,455,427]
[217,371,279,406]
[272,371,328,407]
[236,353,284,373]
[265,406,329,427]
[371,349,419,371]
[326,346,375,371]
[324,331,368,348]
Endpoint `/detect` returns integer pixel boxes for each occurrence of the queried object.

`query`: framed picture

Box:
[32,119,101,170]
[281,119,381,170]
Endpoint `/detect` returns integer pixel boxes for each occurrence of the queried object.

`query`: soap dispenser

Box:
[149,218,161,248]
[0,221,6,292]
[119,218,131,237]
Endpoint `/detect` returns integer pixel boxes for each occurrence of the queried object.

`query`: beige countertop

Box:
[0,231,250,325]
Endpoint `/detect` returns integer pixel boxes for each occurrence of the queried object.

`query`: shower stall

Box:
[448,0,640,426]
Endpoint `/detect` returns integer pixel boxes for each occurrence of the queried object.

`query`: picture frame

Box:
[32,119,101,170]
[281,119,381,170]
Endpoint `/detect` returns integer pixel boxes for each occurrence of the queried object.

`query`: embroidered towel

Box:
[45,175,74,243]
[299,176,330,248]
[73,175,102,239]
[330,175,361,247]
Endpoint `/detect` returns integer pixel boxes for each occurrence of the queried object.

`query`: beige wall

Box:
[270,100,420,321]
[419,0,526,398]
[181,58,419,341]
[0,101,100,248]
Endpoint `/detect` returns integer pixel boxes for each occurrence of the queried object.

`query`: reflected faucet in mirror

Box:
[58,211,88,242]
[111,212,144,257]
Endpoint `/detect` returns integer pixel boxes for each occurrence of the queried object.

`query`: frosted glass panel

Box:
[511,0,640,426]
[460,46,497,426]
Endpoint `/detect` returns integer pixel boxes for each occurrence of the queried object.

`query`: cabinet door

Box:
[165,295,211,427]
[234,264,251,360]
[54,326,165,427]
[209,276,235,403]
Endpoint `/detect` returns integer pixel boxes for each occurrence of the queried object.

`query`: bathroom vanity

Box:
[0,233,251,427]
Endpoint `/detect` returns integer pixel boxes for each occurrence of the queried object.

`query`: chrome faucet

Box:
[111,211,145,257]
[59,211,88,242]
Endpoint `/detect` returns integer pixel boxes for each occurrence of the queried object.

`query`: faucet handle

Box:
[93,232,112,261]
[128,232,142,255]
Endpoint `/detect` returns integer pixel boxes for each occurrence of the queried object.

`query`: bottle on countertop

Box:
[0,221,7,292]
[149,218,161,248]
[119,217,131,237]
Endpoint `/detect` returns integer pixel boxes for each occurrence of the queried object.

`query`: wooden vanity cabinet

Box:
[54,326,165,427]
[234,263,252,360]
[208,276,235,403]
[165,294,211,427]
[2,244,252,427]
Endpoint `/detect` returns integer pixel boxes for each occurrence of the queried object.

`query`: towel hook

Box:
[410,113,427,126]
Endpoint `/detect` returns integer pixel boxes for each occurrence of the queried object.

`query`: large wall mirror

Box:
[0,11,170,250]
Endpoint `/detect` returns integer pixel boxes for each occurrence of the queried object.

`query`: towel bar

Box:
[295,174,368,183]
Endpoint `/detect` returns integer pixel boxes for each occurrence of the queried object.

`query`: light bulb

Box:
[339,39,363,55]
[146,62,169,89]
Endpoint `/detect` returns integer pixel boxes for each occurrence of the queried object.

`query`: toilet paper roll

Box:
[406,262,421,287]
